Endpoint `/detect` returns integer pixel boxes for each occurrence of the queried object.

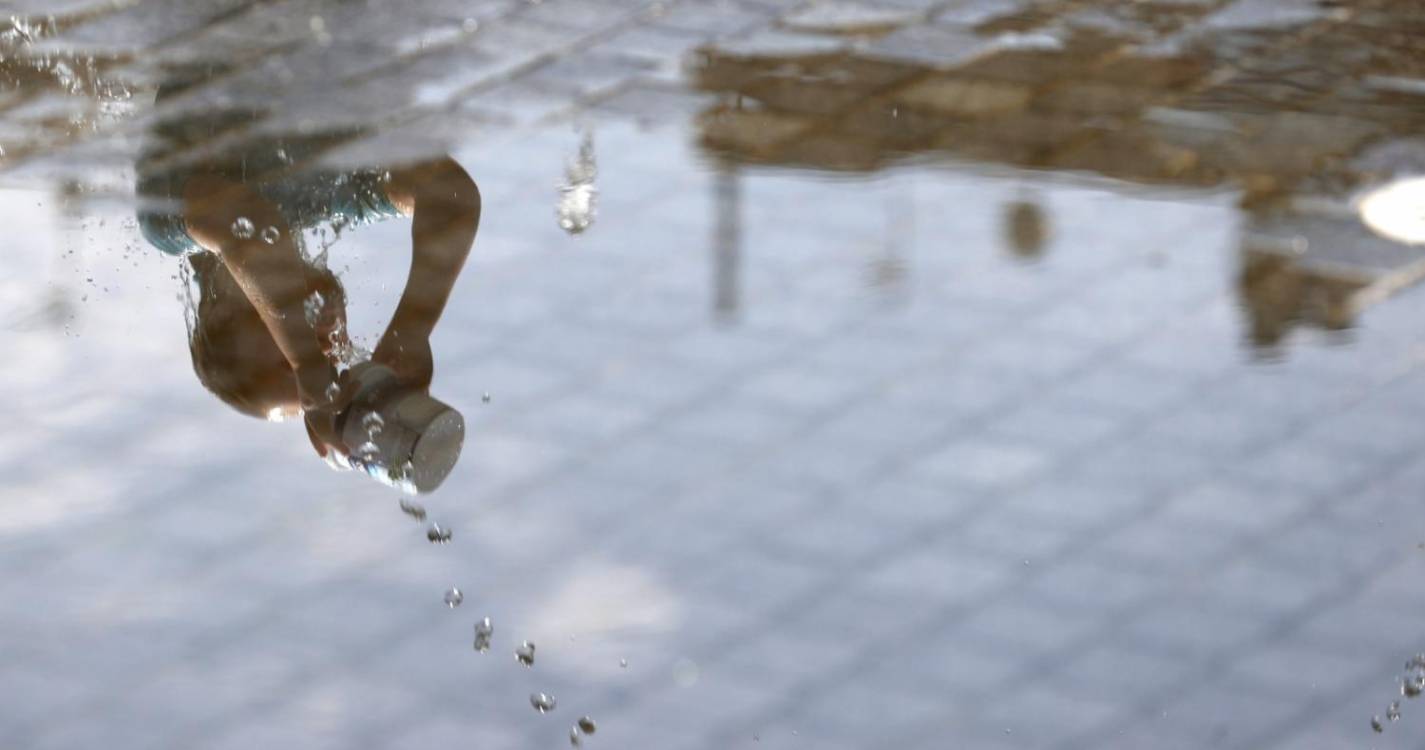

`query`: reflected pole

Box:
[713,160,741,325]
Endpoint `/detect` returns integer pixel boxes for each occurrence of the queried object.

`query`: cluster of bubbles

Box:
[401,495,614,745]
[1372,654,1425,733]
[570,716,597,747]
[228,216,284,245]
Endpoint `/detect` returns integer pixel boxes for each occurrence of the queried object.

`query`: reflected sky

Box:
[6,2,1425,750]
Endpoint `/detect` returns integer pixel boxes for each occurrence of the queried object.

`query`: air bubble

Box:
[362,412,385,437]
[427,523,452,544]
[231,217,255,239]
[531,692,556,713]
[399,498,426,521]
[473,617,493,652]
[444,588,463,608]
[516,641,536,667]
[556,131,598,235]
[261,226,281,244]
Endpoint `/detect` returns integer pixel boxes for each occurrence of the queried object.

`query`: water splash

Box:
[303,290,326,325]
[556,130,597,235]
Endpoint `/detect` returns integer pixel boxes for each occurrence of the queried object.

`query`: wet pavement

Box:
[6,1,1425,748]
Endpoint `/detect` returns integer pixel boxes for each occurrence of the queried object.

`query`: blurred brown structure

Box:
[689,0,1425,348]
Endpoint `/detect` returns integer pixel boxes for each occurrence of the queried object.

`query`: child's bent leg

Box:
[181,173,334,407]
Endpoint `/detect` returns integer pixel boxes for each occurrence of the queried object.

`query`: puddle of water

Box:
[6,2,1425,749]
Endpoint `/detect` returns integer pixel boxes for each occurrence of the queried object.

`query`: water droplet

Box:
[427,523,452,544]
[1389,701,1401,721]
[556,131,598,235]
[444,588,463,608]
[399,498,426,521]
[1372,715,1384,733]
[473,617,493,652]
[516,641,536,667]
[619,658,628,668]
[577,717,596,735]
[530,692,556,713]
[231,217,255,239]
[261,226,281,244]
[482,392,492,403]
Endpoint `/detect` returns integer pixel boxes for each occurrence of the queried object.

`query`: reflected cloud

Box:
[527,561,683,678]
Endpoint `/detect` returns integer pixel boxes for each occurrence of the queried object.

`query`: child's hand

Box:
[299,367,351,459]
[373,329,433,390]
[303,400,348,460]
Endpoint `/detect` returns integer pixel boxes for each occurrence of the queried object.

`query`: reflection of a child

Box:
[136,73,479,482]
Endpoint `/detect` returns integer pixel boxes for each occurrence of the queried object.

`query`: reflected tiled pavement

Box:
[5,1,1425,750]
